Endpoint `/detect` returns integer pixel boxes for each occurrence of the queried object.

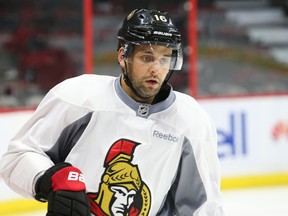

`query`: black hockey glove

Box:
[35,162,91,216]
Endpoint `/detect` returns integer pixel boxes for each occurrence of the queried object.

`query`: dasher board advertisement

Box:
[200,95,288,178]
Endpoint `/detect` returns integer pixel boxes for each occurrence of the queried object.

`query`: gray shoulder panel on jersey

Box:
[45,112,93,163]
[157,137,207,215]
[114,76,176,118]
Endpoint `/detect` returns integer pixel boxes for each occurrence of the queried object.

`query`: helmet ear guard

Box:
[120,42,134,59]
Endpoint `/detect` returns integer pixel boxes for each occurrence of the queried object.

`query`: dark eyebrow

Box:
[141,50,172,57]
[142,50,153,54]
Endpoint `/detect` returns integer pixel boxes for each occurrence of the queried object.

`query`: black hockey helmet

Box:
[117,8,183,71]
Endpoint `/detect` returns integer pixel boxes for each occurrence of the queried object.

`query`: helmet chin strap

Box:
[163,69,174,86]
[122,60,151,100]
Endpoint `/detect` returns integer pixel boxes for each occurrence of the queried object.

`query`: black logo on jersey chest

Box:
[138,105,149,117]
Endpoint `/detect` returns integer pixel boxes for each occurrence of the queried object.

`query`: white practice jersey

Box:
[0,74,224,216]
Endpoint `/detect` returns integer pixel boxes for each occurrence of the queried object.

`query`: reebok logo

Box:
[153,130,179,143]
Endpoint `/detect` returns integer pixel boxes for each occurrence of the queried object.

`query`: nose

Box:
[149,60,162,74]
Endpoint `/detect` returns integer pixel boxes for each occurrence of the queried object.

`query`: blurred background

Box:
[0,0,288,215]
[0,0,288,107]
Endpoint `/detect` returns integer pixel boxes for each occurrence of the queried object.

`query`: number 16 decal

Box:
[154,14,167,22]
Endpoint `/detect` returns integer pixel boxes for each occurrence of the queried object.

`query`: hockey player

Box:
[0,9,225,216]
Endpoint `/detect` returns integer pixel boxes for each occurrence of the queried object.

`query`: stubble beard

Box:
[131,76,162,100]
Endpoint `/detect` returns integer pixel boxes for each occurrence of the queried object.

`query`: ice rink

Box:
[222,186,288,216]
[1,185,288,216]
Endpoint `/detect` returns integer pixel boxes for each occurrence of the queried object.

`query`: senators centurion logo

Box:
[88,139,151,216]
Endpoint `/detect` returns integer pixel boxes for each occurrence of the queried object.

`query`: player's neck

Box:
[120,76,154,104]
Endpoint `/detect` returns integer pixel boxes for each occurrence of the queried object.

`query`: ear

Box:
[118,47,125,68]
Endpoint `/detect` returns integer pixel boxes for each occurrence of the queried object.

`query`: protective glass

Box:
[124,43,183,71]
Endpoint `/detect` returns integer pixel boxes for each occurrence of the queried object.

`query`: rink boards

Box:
[200,95,288,188]
[0,95,288,214]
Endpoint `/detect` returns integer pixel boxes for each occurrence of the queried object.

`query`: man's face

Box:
[121,44,173,103]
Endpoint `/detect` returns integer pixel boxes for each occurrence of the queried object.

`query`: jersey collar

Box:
[114,76,176,118]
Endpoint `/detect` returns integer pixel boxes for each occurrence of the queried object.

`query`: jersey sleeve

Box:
[0,84,91,198]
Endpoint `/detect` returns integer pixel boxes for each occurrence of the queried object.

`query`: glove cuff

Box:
[34,162,72,202]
